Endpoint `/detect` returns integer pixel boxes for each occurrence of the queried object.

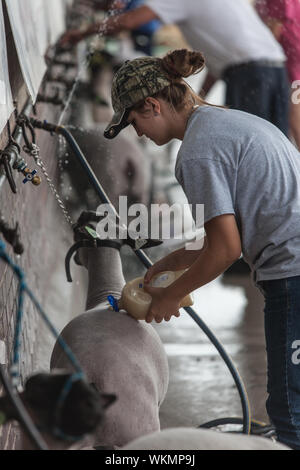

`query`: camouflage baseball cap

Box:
[104,57,171,139]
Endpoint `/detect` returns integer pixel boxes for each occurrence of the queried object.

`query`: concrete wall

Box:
[0,1,85,449]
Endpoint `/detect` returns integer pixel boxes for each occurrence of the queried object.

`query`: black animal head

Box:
[24,371,117,439]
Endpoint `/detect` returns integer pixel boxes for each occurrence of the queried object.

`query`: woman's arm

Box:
[59,6,158,46]
[169,214,241,296]
[144,237,207,284]
[265,18,283,40]
[144,214,242,323]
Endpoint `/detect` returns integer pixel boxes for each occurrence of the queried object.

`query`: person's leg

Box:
[224,65,272,120]
[225,64,289,137]
[259,277,300,449]
[270,67,290,137]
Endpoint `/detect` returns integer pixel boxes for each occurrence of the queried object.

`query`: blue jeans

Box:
[258,276,300,449]
[223,63,289,137]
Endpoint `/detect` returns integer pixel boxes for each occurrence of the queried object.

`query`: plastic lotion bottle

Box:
[108,270,193,320]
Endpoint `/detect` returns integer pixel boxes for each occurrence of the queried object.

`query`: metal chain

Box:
[27,143,73,226]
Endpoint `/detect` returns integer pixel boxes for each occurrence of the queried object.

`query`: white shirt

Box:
[146,0,286,78]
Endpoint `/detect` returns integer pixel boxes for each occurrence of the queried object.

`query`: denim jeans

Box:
[258,276,300,449]
[223,63,289,137]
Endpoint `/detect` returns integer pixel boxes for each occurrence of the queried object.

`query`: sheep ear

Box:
[101,393,117,409]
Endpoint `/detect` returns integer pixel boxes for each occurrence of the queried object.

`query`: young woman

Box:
[104,49,300,449]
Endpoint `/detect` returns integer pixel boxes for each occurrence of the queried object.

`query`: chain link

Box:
[27,143,73,226]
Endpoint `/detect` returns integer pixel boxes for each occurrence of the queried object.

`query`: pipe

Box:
[30,118,251,434]
[0,100,32,192]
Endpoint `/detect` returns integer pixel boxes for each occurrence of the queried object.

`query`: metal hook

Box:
[5,119,21,153]
[0,150,17,194]
[0,121,22,193]
[16,115,36,153]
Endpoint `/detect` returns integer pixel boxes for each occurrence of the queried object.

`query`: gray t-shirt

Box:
[175,106,300,283]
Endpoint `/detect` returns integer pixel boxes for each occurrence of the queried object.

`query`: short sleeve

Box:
[145,0,189,24]
[176,158,236,227]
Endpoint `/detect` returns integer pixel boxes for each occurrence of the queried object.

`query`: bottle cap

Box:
[107,295,119,312]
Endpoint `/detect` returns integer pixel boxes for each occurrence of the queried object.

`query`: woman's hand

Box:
[144,258,171,285]
[144,246,202,285]
[143,285,181,323]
